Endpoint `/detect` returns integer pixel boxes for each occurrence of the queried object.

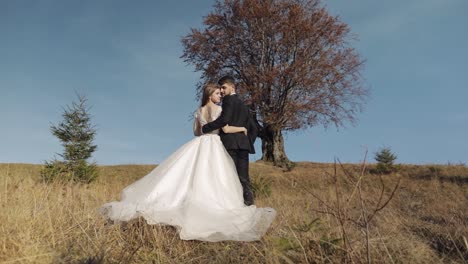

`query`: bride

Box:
[99,84,276,242]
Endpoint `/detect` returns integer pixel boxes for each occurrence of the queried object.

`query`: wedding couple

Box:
[99,76,276,242]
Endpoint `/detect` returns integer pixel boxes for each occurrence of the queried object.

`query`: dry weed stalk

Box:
[299,152,400,263]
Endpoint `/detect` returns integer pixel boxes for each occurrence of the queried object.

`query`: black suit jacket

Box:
[202,94,258,154]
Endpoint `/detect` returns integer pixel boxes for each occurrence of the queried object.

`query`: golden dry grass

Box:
[0,162,467,263]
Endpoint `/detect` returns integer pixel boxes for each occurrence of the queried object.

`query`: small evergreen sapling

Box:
[41,94,98,183]
[374,147,398,174]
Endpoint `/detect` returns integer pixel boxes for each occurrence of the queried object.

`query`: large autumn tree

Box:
[182,0,368,168]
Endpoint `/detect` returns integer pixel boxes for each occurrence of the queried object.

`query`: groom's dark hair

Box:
[217,75,235,86]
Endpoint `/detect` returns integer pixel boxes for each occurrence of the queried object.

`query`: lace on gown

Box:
[194,106,221,135]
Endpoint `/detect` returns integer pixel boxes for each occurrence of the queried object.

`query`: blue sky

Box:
[1,0,467,165]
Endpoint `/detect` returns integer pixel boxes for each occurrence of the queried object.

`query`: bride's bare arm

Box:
[193,117,202,136]
[222,125,247,135]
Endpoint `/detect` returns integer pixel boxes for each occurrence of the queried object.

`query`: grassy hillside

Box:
[0,162,467,263]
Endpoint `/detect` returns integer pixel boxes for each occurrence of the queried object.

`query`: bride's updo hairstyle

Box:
[201,83,220,107]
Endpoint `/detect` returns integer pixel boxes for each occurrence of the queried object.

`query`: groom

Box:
[202,75,257,206]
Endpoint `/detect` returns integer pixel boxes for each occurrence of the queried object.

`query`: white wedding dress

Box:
[99,106,276,242]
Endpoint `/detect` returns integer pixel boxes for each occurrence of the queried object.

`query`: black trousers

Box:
[227,149,254,206]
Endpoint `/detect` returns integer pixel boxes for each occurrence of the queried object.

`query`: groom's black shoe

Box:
[244,189,254,206]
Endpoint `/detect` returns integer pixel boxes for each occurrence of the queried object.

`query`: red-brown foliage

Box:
[182,0,369,167]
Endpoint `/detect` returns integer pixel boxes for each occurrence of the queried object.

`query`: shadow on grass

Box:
[409,174,468,185]
[411,226,468,262]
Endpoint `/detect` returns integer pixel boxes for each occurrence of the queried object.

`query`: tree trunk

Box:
[260,125,294,170]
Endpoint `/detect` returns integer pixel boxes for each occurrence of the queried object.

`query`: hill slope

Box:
[0,162,467,263]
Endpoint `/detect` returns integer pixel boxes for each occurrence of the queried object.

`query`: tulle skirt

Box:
[99,134,276,242]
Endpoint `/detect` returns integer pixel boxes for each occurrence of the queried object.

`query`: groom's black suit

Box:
[202,94,257,206]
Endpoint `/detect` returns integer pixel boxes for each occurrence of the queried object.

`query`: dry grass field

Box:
[0,161,467,263]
